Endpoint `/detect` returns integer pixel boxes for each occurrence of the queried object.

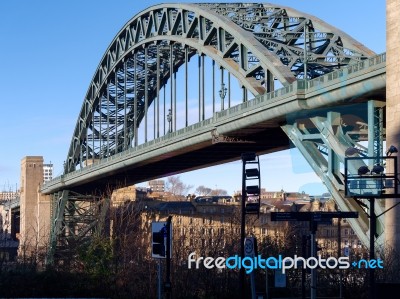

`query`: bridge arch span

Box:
[66,3,375,173]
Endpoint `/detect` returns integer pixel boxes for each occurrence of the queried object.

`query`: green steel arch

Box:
[65,3,375,173]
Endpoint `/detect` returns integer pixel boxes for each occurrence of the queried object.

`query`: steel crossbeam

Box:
[64,3,374,174]
[281,101,386,249]
[46,191,109,265]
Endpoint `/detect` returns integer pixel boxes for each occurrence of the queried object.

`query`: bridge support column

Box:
[385,0,400,258]
[46,190,110,266]
[281,105,386,249]
[47,190,69,265]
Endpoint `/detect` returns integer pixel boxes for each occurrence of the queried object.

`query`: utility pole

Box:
[151,217,173,299]
[367,197,377,299]
[344,153,399,299]
[240,152,261,298]
[310,220,317,299]
[157,259,162,299]
[338,218,343,299]
[240,156,246,299]
[165,215,172,299]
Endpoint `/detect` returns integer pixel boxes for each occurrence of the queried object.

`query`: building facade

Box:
[0,191,20,201]
[43,163,53,182]
[133,193,363,260]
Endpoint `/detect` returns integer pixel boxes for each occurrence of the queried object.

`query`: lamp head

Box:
[387,145,398,156]
[358,165,370,176]
[371,164,385,175]
[345,147,358,157]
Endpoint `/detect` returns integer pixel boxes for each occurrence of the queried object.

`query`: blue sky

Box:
[0,0,386,195]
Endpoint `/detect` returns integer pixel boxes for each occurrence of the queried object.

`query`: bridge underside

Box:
[70,126,289,193]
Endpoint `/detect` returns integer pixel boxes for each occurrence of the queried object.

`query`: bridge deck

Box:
[42,53,386,195]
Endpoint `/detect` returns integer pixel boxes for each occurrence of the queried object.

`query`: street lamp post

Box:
[344,147,399,299]
[219,83,227,111]
[167,109,172,133]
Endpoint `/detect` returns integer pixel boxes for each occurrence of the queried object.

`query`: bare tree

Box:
[195,185,212,196]
[196,185,228,196]
[165,176,193,200]
[210,188,228,196]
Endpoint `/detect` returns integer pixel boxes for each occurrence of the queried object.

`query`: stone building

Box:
[133,192,363,259]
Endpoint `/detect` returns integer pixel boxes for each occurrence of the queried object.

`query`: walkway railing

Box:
[42,52,386,193]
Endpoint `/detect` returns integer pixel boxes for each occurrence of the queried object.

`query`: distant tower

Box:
[19,156,43,253]
[148,180,165,193]
[43,162,53,182]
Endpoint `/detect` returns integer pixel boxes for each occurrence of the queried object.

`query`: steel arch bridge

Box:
[44,3,387,263]
[66,2,374,173]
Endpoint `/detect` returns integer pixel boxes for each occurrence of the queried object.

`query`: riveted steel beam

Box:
[281,102,387,249]
[65,3,374,174]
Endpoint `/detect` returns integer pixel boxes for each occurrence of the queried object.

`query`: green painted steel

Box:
[63,3,375,175]
[42,53,386,195]
[42,3,387,263]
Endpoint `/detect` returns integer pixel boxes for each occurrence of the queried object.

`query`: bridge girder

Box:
[47,190,109,266]
[281,101,387,250]
[65,3,374,174]
[43,52,386,262]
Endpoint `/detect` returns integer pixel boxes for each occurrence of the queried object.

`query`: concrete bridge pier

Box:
[385,0,400,261]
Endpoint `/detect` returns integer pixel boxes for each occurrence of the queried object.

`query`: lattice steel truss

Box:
[47,190,109,265]
[281,101,387,249]
[65,3,374,174]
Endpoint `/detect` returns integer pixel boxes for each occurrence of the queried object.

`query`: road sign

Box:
[271,211,358,222]
[274,269,286,288]
[244,237,256,257]
[344,246,350,257]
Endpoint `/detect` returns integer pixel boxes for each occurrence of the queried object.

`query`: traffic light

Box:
[152,228,166,257]
[242,152,261,215]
